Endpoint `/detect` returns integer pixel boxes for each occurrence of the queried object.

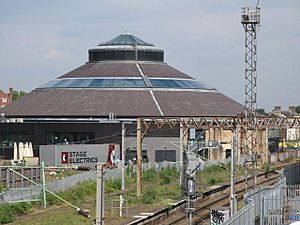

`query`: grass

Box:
[9,204,94,225]
[0,203,32,224]
[198,164,230,188]
[5,164,249,224]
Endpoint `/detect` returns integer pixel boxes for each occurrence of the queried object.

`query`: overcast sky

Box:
[0,0,299,112]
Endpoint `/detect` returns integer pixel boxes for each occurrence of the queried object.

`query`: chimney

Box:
[289,106,296,114]
[8,88,13,103]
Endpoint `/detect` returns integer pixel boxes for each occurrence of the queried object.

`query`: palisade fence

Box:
[223,162,300,225]
[270,150,300,164]
[222,175,286,225]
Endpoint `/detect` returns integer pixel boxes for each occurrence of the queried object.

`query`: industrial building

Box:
[0,33,250,164]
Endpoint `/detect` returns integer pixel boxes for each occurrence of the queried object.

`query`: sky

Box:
[0,0,299,112]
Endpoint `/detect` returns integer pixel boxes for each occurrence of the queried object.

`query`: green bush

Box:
[105,179,121,193]
[159,167,178,185]
[0,204,14,224]
[0,183,5,193]
[0,203,32,224]
[47,180,96,206]
[143,168,157,182]
[207,177,224,186]
[10,202,32,215]
[143,189,156,204]
[202,164,226,173]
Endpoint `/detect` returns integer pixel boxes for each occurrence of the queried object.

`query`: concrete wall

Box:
[125,136,180,164]
[39,144,120,167]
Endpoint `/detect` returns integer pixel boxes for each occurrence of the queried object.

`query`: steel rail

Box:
[129,171,278,225]
[164,174,279,225]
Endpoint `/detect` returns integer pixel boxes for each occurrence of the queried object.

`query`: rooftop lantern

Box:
[88,33,164,62]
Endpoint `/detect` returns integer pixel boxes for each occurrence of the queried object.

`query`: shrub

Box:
[0,204,14,224]
[202,164,225,173]
[143,189,156,204]
[47,180,96,205]
[143,168,157,182]
[207,177,224,186]
[105,179,121,194]
[159,167,178,185]
[0,203,32,224]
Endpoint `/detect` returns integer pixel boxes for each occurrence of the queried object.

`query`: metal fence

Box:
[270,150,300,163]
[224,163,300,225]
[0,167,122,204]
[222,200,255,225]
[0,167,40,188]
[1,187,41,203]
[223,175,287,225]
[284,162,300,185]
[46,168,121,193]
[261,184,300,225]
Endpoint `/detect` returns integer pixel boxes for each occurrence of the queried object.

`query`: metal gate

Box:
[261,184,300,225]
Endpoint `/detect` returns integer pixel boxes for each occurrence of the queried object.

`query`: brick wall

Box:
[0,88,13,107]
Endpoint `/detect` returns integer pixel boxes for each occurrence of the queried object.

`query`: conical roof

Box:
[0,33,243,118]
[98,33,154,47]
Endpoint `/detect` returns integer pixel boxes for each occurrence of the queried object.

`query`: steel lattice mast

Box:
[241,7,261,191]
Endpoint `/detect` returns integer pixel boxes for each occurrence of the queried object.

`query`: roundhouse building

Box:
[0,33,246,163]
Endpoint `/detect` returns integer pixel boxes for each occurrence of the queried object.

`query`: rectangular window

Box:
[125,150,148,163]
[225,149,231,159]
[46,132,95,145]
[155,150,176,162]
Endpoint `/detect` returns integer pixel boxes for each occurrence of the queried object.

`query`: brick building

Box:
[0,88,13,108]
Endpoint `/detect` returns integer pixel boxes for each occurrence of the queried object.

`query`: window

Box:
[46,132,95,145]
[40,78,212,90]
[40,78,146,88]
[125,150,148,163]
[155,150,176,162]
[149,79,213,89]
[225,149,231,159]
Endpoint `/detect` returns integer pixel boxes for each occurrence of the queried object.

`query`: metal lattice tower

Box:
[241,7,261,191]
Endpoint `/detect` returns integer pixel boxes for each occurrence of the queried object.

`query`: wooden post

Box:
[136,118,142,196]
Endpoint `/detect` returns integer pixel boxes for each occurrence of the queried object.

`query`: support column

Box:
[181,125,188,194]
[230,128,238,216]
[41,161,47,208]
[120,123,126,217]
[136,118,142,196]
[265,128,269,164]
[96,164,105,225]
[180,122,184,186]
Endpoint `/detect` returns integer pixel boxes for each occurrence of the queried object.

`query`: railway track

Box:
[163,173,279,225]
[131,171,280,225]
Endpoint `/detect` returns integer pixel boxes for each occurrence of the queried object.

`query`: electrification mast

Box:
[241,6,261,191]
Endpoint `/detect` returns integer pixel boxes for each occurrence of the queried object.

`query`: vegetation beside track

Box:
[1,161,291,224]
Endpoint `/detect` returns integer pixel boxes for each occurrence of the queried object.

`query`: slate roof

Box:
[58,62,192,80]
[58,62,142,78]
[1,89,242,117]
[0,33,244,119]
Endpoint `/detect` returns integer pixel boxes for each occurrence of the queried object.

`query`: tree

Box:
[256,108,267,115]
[12,90,27,102]
[296,105,300,114]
